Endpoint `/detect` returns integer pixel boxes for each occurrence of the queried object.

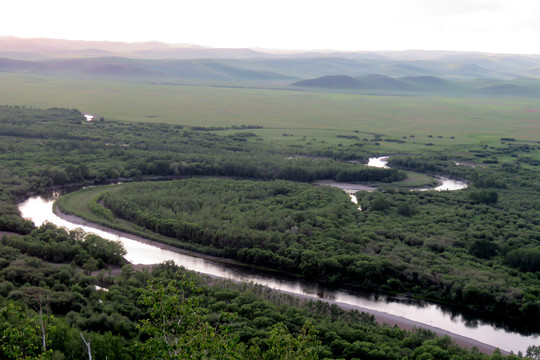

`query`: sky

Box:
[2,0,540,54]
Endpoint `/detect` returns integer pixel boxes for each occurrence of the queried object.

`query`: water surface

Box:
[18,196,538,353]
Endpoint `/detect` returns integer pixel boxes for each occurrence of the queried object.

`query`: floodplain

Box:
[1,50,539,358]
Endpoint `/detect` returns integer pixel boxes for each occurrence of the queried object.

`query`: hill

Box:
[291,73,540,96]
[358,74,414,90]
[292,74,418,91]
[0,57,296,81]
[2,37,540,81]
[291,74,448,92]
[292,75,368,89]
[479,83,540,96]
[400,75,454,90]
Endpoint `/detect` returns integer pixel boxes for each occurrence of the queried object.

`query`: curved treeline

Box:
[387,155,474,180]
[98,178,540,324]
[0,105,402,234]
[134,154,405,183]
[0,106,384,185]
[1,245,525,360]
[1,223,125,267]
[2,221,522,359]
[102,179,362,274]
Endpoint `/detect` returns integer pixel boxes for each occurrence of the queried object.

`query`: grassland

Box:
[56,184,120,224]
[1,73,539,150]
[56,185,202,252]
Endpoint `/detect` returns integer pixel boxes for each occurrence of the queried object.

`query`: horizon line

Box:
[2,35,540,57]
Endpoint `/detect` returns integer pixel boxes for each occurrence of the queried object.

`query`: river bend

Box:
[18,195,538,354]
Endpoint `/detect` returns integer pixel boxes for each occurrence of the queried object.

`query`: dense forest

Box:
[80,173,540,324]
[0,106,539,359]
[2,242,527,360]
[0,106,403,234]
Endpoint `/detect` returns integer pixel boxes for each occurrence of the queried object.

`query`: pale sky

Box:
[2,0,540,54]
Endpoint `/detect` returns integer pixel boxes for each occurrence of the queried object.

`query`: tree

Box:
[370,196,391,211]
[527,345,540,360]
[80,333,93,360]
[0,302,53,360]
[397,203,416,217]
[255,321,320,360]
[469,239,498,259]
[136,272,245,359]
[120,264,134,284]
[468,190,498,204]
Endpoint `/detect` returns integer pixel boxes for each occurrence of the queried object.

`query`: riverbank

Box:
[53,205,507,355]
[54,204,255,269]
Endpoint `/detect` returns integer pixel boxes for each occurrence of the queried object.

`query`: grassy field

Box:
[57,184,193,249]
[1,73,538,158]
[56,184,121,224]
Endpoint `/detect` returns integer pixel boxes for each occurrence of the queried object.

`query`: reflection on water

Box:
[367,156,468,191]
[18,196,539,353]
[367,156,390,168]
[433,177,468,191]
[313,180,376,192]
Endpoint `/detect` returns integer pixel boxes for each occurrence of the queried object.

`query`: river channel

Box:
[15,158,538,353]
[366,156,468,191]
[315,157,468,206]
[18,194,538,354]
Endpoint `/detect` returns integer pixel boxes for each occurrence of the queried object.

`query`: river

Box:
[18,194,538,354]
[315,157,468,206]
[368,156,468,191]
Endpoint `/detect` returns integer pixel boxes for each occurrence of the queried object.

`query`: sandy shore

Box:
[313,295,509,355]
[54,206,250,268]
[313,180,377,192]
[53,207,507,355]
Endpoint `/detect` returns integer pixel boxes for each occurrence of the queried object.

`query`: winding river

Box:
[18,197,538,353]
[16,159,538,354]
[367,156,468,191]
[316,157,468,205]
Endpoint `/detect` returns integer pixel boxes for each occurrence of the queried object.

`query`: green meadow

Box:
[1,73,538,149]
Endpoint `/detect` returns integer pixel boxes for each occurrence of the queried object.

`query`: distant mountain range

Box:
[2,36,540,95]
[291,74,540,96]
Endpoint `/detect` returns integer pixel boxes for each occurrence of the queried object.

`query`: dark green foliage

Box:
[368,196,392,211]
[89,174,540,321]
[473,176,507,189]
[1,223,125,267]
[0,302,47,359]
[0,105,401,191]
[505,248,540,272]
[0,105,538,358]
[0,238,526,360]
[0,105,403,235]
[469,190,498,204]
[527,345,540,360]
[388,155,458,176]
[397,203,416,216]
[101,179,361,281]
[136,273,246,359]
[352,185,540,318]
[469,239,499,259]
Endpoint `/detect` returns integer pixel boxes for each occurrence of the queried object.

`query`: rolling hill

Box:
[0,57,297,81]
[2,37,540,90]
[400,76,455,90]
[291,75,368,89]
[291,73,540,96]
